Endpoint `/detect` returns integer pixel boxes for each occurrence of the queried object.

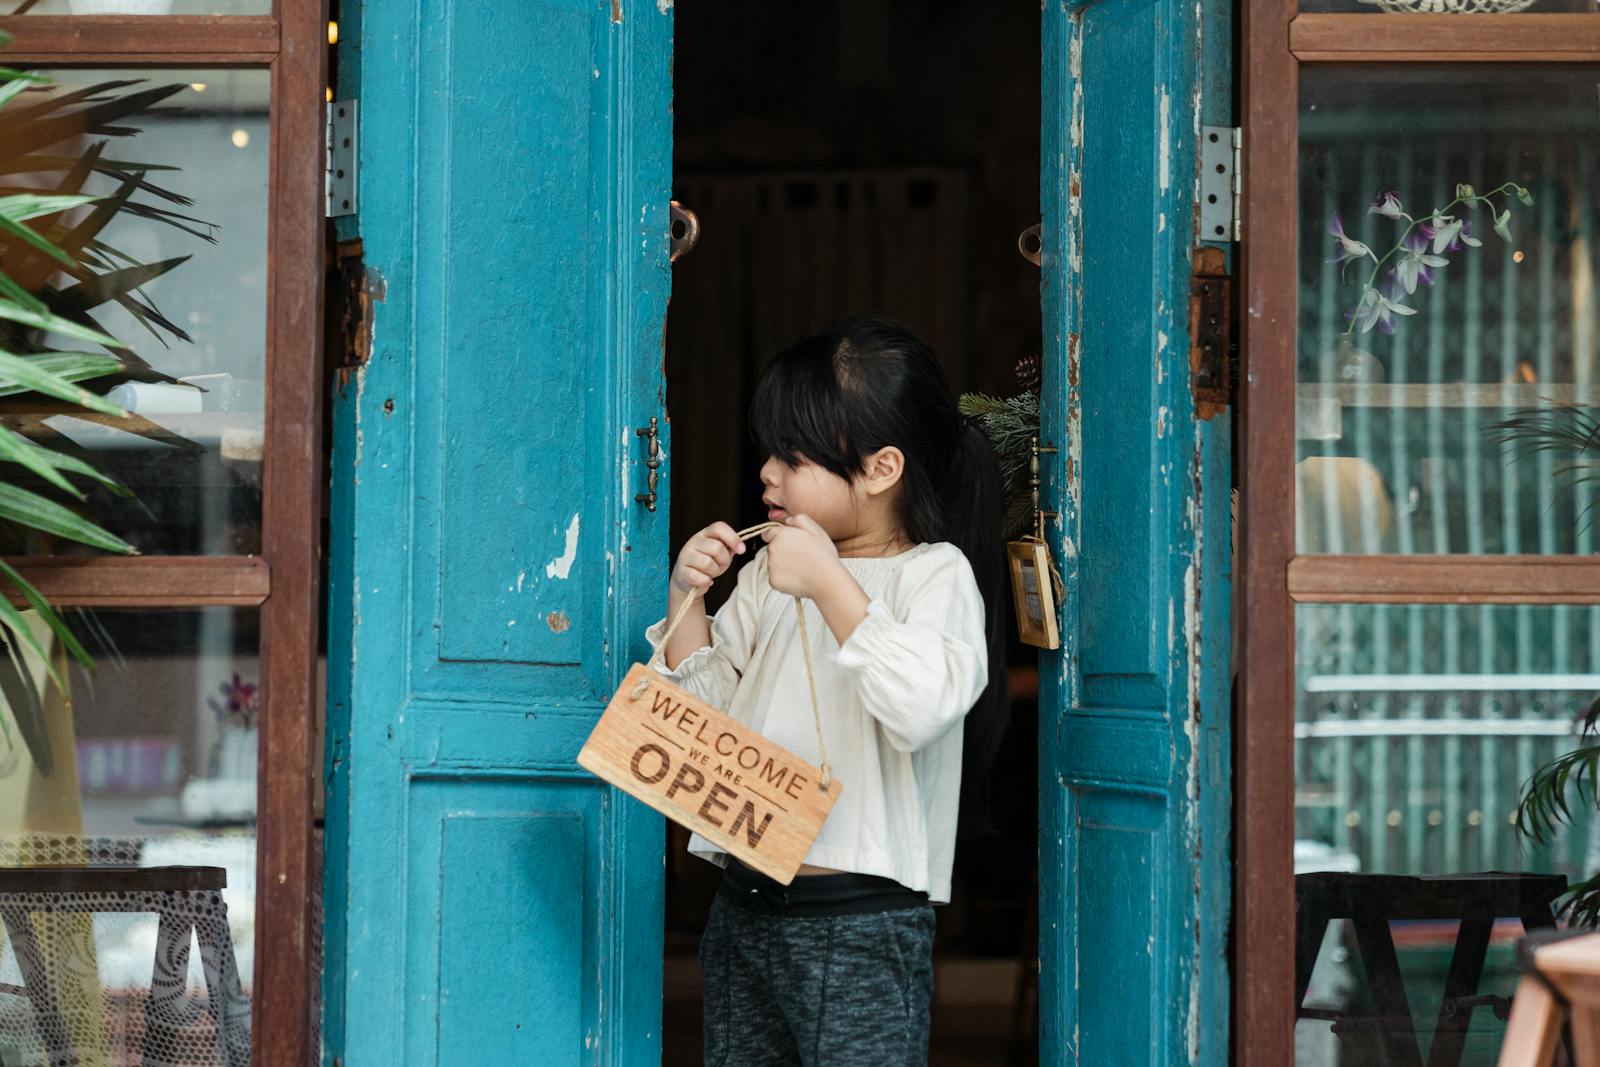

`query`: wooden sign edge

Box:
[578,663,843,885]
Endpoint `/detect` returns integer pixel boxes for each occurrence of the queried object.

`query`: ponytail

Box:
[946,418,1010,846]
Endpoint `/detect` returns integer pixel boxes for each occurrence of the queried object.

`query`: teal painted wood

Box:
[1039,0,1231,1062]
[321,1,675,1063]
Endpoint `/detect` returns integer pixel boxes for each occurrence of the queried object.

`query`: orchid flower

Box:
[1368,191,1405,220]
[1392,232,1448,294]
[1421,214,1483,254]
[1328,212,1374,273]
[1351,282,1418,335]
[1339,180,1527,339]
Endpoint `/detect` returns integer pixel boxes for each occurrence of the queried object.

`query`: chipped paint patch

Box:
[545,513,580,579]
[546,610,571,633]
[656,0,672,10]
[610,0,622,21]
[1158,88,1171,192]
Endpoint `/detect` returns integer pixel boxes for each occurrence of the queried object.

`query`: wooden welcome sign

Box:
[579,663,842,884]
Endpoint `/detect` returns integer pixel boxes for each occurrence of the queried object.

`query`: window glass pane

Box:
[0,608,259,1066]
[1296,68,1600,556]
[0,69,267,556]
[1294,602,1596,1064]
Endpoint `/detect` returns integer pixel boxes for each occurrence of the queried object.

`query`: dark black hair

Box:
[748,314,1009,845]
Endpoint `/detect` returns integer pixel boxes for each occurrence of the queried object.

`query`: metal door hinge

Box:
[635,417,661,511]
[1189,246,1232,419]
[326,100,358,218]
[1199,125,1240,243]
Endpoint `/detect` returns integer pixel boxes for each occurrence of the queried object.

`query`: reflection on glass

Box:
[0,609,258,1066]
[1296,69,1600,556]
[1294,602,1598,1064]
[0,69,267,556]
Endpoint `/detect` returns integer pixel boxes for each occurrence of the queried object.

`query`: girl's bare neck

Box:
[835,529,916,559]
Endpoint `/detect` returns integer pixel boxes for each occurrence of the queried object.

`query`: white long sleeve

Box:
[642,541,989,902]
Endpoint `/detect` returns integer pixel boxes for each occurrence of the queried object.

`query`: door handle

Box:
[635,417,661,511]
[1017,223,1042,266]
[669,201,700,262]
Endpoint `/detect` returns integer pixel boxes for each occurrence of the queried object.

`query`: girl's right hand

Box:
[671,521,746,595]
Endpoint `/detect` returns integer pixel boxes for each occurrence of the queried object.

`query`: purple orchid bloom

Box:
[1420,213,1483,255]
[1393,232,1448,294]
[1368,191,1405,219]
[1328,212,1374,274]
[1351,279,1418,335]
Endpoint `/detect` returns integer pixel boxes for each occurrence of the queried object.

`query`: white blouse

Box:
[644,541,988,903]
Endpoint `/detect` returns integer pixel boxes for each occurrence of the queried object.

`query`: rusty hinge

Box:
[328,239,382,382]
[1189,246,1231,419]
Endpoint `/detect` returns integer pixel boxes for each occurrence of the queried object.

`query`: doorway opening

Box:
[663,3,1042,1064]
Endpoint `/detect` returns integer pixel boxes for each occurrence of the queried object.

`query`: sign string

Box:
[639,521,831,789]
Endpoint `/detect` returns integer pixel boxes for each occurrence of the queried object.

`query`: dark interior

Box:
[663,3,1042,1063]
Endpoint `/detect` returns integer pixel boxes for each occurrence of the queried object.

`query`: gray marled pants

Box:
[699,891,937,1066]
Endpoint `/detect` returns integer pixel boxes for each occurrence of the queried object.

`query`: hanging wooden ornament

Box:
[1008,437,1064,650]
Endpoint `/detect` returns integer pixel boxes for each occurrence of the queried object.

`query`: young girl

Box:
[645,315,1008,1067]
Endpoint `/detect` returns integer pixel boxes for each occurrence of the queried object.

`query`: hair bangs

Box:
[748,335,859,477]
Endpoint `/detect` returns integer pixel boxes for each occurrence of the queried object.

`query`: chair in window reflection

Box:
[1296,871,1566,1067]
[0,835,248,1067]
[1296,456,1396,555]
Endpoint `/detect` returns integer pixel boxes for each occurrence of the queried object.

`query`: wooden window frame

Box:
[1238,8,1600,1063]
[0,10,327,1067]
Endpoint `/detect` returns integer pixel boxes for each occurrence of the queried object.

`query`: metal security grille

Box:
[1293,110,1600,879]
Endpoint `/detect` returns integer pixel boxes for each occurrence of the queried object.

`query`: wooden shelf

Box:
[1288,554,1600,603]
[0,15,279,63]
[1290,13,1600,63]
[1,555,269,607]
[1296,382,1599,409]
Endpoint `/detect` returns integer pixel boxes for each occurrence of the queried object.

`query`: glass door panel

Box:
[0,68,268,555]
[1295,67,1600,556]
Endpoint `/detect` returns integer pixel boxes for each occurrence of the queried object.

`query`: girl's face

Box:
[759,454,862,540]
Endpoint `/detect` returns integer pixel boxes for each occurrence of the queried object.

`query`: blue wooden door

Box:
[320,1,675,1064]
[1038,1,1233,1063]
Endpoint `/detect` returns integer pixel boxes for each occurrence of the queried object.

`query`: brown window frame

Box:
[1238,8,1600,1063]
[0,10,327,1067]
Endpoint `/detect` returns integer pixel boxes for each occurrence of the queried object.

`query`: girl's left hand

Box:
[762,514,844,598]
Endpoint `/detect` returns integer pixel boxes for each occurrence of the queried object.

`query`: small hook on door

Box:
[669,201,701,263]
[1017,223,1043,267]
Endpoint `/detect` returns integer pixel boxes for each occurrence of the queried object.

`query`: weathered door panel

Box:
[1039,0,1232,1062]
[323,0,674,1063]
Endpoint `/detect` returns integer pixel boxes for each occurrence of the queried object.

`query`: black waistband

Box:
[718,859,930,917]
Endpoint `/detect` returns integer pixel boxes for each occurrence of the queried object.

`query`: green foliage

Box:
[1491,407,1600,530]
[1515,698,1600,925]
[0,55,207,774]
[959,390,1040,540]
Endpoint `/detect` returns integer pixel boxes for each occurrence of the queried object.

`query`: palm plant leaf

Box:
[0,482,135,553]
[0,54,218,777]
[0,298,119,347]
[0,626,48,775]
[0,350,125,397]
[0,192,98,224]
[0,560,94,670]
[0,350,123,414]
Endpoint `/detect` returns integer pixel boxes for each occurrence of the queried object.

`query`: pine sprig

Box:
[959,389,1040,540]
